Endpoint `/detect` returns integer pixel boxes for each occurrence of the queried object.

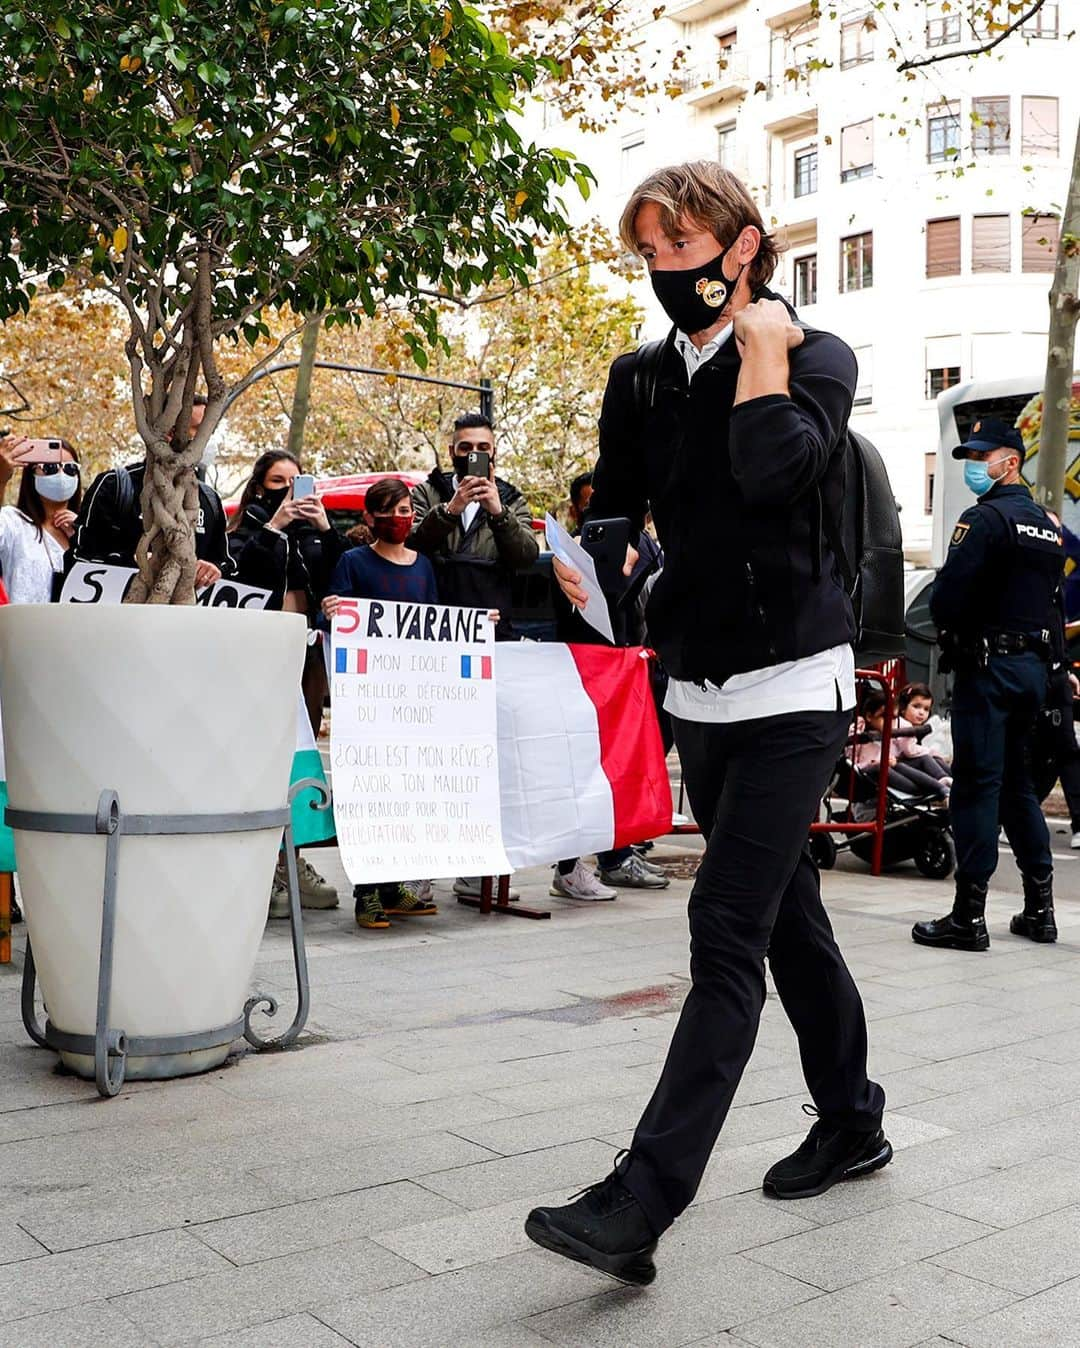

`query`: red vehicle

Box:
[225,469,555,637]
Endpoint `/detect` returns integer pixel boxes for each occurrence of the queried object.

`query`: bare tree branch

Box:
[898,0,1047,70]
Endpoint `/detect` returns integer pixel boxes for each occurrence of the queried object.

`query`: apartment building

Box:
[535,0,1075,559]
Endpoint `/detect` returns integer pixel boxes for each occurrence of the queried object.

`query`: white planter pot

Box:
[0,604,307,1081]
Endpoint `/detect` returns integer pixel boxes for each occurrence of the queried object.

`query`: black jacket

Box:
[410,468,539,638]
[930,481,1065,642]
[588,300,857,685]
[227,501,348,610]
[73,463,232,571]
[554,528,662,648]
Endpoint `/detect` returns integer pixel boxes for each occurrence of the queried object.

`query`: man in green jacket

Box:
[410,412,539,639]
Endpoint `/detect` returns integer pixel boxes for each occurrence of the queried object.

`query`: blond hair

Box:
[619,161,781,289]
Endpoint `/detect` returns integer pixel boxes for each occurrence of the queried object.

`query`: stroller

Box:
[809,726,956,879]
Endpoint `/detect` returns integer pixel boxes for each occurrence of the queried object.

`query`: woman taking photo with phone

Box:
[229,449,348,919]
[0,433,82,604]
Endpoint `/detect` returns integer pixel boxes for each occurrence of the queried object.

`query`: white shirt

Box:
[0,507,65,605]
[452,476,480,534]
[663,327,855,724]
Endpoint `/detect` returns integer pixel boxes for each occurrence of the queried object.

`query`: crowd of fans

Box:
[0,409,676,932]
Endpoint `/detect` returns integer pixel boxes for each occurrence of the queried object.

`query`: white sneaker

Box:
[453,876,521,900]
[671,812,691,826]
[550,862,617,901]
[1071,831,1080,850]
[409,879,435,902]
[294,856,339,909]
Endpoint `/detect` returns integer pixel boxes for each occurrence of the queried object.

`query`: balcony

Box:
[676,51,751,106]
[665,0,744,21]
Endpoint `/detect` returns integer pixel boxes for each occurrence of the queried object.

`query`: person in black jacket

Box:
[72,396,232,587]
[525,161,888,1285]
[228,449,348,919]
[227,450,347,616]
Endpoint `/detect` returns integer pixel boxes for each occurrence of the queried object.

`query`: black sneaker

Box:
[525,1154,658,1285]
[763,1109,892,1199]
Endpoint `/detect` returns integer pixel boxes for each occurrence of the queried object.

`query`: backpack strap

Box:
[630,338,667,416]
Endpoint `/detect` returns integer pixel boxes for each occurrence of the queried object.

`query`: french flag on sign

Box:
[460,655,493,680]
[335,647,368,675]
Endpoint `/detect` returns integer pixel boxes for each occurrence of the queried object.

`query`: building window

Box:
[853,346,873,405]
[972,97,1010,156]
[794,145,818,197]
[786,21,818,79]
[795,254,818,306]
[927,101,960,163]
[1022,96,1059,157]
[925,453,936,514]
[840,15,874,68]
[926,366,961,399]
[716,122,735,169]
[620,135,644,187]
[840,120,873,182]
[1022,2,1058,37]
[1022,212,1059,272]
[717,28,737,55]
[926,14,960,45]
[972,214,1011,273]
[926,217,960,278]
[840,232,873,292]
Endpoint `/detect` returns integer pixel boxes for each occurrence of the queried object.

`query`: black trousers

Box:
[622,708,885,1234]
[950,653,1052,888]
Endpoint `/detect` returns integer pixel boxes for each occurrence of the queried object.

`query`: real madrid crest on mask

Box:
[695,278,729,309]
[650,244,746,336]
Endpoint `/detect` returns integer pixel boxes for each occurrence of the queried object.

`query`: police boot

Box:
[912,881,990,952]
[1010,872,1057,944]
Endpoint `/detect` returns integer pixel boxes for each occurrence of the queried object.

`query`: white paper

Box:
[544,512,615,645]
[58,561,270,610]
[330,599,511,883]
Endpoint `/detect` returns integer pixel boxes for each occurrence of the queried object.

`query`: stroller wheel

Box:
[809,833,838,870]
[914,830,955,880]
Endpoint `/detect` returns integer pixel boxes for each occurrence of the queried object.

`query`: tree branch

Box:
[898,0,1048,70]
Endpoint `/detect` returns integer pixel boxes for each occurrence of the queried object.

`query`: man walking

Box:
[913,418,1065,950]
[525,161,888,1285]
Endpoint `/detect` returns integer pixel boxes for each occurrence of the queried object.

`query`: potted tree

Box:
[0,0,588,1092]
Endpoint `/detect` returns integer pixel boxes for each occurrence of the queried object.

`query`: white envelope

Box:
[544,512,615,645]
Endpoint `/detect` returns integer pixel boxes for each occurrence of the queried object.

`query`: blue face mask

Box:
[963,456,1009,497]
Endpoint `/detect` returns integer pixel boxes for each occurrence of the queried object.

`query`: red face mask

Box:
[371,513,414,544]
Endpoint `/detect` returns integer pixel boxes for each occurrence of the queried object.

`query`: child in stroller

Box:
[810,688,955,878]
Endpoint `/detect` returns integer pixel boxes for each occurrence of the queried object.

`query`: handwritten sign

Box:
[58,561,270,610]
[331,599,510,884]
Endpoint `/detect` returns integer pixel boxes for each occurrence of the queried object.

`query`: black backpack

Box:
[630,337,906,664]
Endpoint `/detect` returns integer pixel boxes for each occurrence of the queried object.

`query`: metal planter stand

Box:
[11,777,328,1098]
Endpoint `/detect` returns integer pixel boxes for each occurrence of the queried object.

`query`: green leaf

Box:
[449,127,471,143]
[172,116,196,136]
[470,139,488,165]
[54,16,71,38]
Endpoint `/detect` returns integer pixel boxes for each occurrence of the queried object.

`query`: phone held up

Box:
[580,517,632,594]
[465,449,491,481]
[3,435,63,464]
[291,474,316,500]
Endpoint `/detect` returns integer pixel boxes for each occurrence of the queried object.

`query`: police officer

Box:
[913,417,1065,952]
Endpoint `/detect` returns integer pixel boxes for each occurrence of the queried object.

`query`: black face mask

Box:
[451,456,471,481]
[649,247,745,336]
[258,486,290,516]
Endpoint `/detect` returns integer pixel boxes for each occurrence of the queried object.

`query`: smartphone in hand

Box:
[292,474,316,500]
[10,437,63,463]
[581,517,632,593]
[465,449,491,480]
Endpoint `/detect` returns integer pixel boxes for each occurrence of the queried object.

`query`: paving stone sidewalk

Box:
[4,828,1080,1347]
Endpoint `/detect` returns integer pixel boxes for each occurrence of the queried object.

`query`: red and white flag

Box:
[496,644,672,869]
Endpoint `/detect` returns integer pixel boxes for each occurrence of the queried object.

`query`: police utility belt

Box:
[940,629,1051,672]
